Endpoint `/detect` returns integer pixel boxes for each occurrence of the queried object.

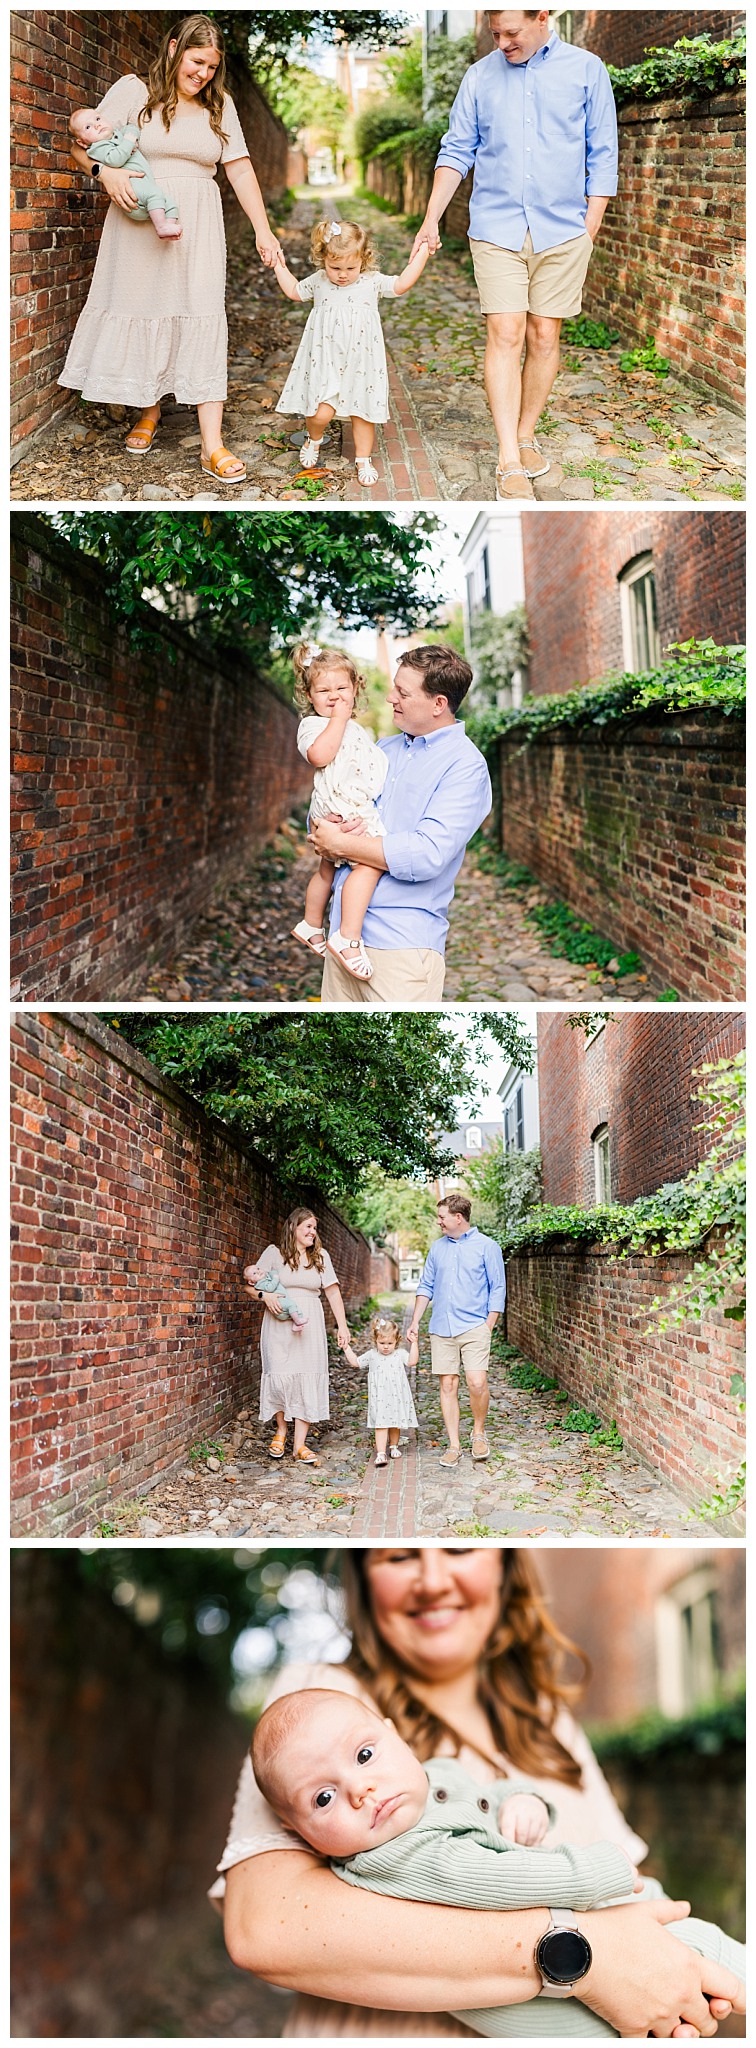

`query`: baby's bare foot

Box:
[157,221,182,240]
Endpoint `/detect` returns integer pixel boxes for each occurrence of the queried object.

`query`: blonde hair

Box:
[339,1550,588,1787]
[140,15,228,139]
[292,643,366,717]
[372,1314,400,1346]
[280,1207,324,1274]
[311,219,376,273]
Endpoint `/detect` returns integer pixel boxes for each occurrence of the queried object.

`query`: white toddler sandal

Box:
[355,456,378,487]
[291,919,327,956]
[326,929,373,979]
[300,438,322,468]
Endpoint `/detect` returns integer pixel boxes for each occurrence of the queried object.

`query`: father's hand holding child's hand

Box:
[407,1335,420,1368]
[498,1792,551,1846]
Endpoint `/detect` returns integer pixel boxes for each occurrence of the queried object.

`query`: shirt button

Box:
[434,1787,449,1804]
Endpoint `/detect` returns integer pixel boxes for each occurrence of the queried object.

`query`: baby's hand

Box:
[498,1793,550,1846]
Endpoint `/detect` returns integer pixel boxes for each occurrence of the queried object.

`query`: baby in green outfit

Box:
[252,1687,746,2040]
[69,109,182,239]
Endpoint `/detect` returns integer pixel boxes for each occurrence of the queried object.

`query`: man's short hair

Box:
[439,1192,472,1222]
[399,645,473,717]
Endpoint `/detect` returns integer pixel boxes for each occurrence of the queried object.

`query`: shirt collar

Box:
[444,1225,477,1241]
[402,721,466,751]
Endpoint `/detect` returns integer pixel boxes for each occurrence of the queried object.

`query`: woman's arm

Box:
[392,242,431,298]
[223,156,282,266]
[323,1282,350,1348]
[224,1854,741,2032]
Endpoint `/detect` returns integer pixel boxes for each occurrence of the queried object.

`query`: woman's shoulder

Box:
[97,73,148,119]
[257,1243,282,1266]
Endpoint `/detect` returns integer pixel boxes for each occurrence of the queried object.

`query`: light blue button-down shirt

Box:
[330,721,491,955]
[436,32,618,253]
[417,1227,507,1336]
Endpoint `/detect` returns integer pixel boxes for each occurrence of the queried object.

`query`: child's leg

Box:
[352,416,376,457]
[374,1429,388,1460]
[304,856,336,930]
[147,204,182,240]
[338,862,383,943]
[304,402,336,443]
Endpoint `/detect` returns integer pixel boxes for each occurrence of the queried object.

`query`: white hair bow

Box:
[323,220,343,242]
[304,640,322,662]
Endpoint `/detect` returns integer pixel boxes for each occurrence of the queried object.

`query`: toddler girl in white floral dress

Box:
[290,642,388,980]
[343,1314,419,1466]
[272,217,429,486]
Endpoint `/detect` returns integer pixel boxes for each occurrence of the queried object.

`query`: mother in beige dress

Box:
[217,1547,744,2038]
[251,1206,351,1467]
[60,14,282,485]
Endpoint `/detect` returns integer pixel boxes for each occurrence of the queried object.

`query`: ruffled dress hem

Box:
[59,310,228,406]
[260,1370,330,1423]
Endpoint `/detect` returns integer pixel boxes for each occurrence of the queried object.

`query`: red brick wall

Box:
[582,89,745,408]
[11,516,312,1001]
[506,1242,745,1515]
[540,1548,745,1723]
[10,1012,371,1535]
[497,710,745,1000]
[566,12,744,67]
[536,1011,745,1206]
[10,11,288,454]
[521,508,745,696]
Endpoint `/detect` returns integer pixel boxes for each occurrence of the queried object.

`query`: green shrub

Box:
[467,640,745,758]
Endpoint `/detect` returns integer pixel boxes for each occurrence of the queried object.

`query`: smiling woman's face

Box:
[172,43,220,96]
[295,1213,318,1248]
[364,1548,504,1681]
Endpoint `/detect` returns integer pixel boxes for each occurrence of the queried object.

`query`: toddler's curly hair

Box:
[372,1313,401,1345]
[311,218,376,273]
[292,642,366,716]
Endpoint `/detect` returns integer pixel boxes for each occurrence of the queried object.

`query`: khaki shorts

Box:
[470,228,594,317]
[430,1323,492,1377]
[320,945,445,1006]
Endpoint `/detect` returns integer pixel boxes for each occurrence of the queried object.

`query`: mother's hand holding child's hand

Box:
[256,233,283,268]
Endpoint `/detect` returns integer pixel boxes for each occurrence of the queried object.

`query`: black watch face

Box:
[536,1928,593,1985]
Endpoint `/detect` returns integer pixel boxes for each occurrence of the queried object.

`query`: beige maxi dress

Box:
[256,1246,339,1424]
[211,1658,647,2038]
[59,75,249,406]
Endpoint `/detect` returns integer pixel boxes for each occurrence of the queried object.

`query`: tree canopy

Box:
[213,9,412,74]
[52,511,441,650]
[110,1012,533,1201]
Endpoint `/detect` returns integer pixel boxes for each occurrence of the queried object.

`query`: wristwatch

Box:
[90,161,100,177]
[535,1908,593,1997]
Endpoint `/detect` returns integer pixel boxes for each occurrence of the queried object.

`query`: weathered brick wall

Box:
[11,515,312,1000]
[521,508,745,696]
[582,90,745,408]
[497,711,745,1000]
[10,10,288,454]
[541,1548,745,1722]
[536,1011,744,1207]
[506,1243,745,1514]
[567,12,744,67]
[10,1012,371,1536]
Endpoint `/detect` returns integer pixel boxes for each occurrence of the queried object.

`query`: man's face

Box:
[390,663,451,737]
[437,1204,469,1239]
[488,10,550,64]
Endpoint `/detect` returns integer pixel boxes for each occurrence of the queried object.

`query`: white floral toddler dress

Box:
[357,1347,419,1431]
[297,715,388,846]
[276,271,400,423]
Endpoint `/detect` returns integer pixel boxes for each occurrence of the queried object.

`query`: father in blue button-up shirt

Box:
[412,9,618,502]
[407,1191,506,1467]
[312,646,491,1006]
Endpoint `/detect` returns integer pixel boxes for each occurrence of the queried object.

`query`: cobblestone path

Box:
[100,1318,707,1543]
[143,807,655,1004]
[12,188,744,505]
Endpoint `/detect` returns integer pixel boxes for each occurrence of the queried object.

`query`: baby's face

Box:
[72,109,111,143]
[283,1697,429,1858]
[309,670,356,718]
[324,251,363,287]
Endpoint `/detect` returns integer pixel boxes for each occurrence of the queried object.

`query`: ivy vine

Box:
[466,641,745,758]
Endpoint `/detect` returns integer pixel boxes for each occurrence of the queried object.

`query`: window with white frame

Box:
[466,545,491,623]
[655,1566,720,1717]
[504,1085,525,1153]
[619,553,661,672]
[593,1124,611,1204]
[465,1126,482,1151]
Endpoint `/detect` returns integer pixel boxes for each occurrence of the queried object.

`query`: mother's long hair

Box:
[280,1208,325,1274]
[140,15,228,140]
[340,1550,588,1786]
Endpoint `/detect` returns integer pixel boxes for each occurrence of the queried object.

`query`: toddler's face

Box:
[309,670,356,717]
[324,251,363,287]
[375,1325,399,1355]
[73,109,111,143]
[283,1696,429,1858]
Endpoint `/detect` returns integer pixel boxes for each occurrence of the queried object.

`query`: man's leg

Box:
[484,312,528,468]
[438,1372,462,1453]
[460,1324,492,1454]
[518,314,562,442]
[466,1369,490,1437]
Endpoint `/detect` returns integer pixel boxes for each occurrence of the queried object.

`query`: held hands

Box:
[256,232,284,268]
[498,1793,550,1846]
[407,1334,419,1368]
[411,218,442,260]
[100,164,144,210]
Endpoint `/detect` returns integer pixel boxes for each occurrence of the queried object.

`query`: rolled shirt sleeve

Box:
[484,1237,507,1314]
[585,56,619,195]
[435,66,481,179]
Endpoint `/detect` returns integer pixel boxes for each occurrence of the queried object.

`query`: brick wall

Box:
[11,515,312,1000]
[582,89,745,408]
[521,508,745,696]
[535,1011,744,1206]
[10,11,288,454]
[497,710,745,1000]
[540,1548,745,1723]
[566,12,744,67]
[506,1242,745,1515]
[10,1012,371,1536]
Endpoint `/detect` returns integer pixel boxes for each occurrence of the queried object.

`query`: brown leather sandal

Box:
[200,445,247,484]
[268,1430,287,1460]
[126,411,161,454]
